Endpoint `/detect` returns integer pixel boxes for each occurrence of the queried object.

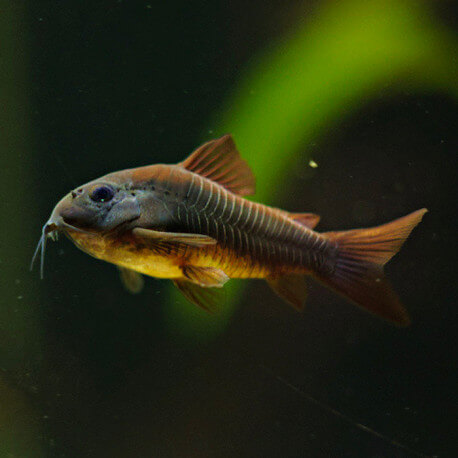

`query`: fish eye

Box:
[89,185,114,203]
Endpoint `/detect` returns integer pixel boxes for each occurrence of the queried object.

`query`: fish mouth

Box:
[30,215,140,279]
[30,217,93,279]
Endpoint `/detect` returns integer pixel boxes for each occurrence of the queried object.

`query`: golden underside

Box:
[66,230,293,281]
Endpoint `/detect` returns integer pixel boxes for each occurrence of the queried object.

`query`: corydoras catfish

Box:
[32,135,427,325]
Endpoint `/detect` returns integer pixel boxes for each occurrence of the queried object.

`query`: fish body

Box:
[34,135,427,325]
[68,165,327,280]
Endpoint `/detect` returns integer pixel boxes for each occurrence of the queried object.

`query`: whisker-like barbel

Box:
[40,228,47,280]
[30,231,44,275]
[30,223,51,279]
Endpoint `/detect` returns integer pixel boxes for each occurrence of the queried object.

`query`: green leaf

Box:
[165,0,458,341]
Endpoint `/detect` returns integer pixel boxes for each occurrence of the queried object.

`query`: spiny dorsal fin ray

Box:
[267,273,308,311]
[179,134,256,196]
[132,228,217,247]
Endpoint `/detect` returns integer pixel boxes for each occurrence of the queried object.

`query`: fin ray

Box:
[173,280,225,313]
[267,273,308,311]
[118,267,144,294]
[133,228,217,247]
[182,265,229,287]
[318,209,427,326]
[179,134,256,196]
[290,212,321,229]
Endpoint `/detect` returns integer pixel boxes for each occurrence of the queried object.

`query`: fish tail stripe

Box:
[240,200,253,229]
[185,173,196,200]
[201,182,215,212]
[256,205,267,235]
[220,191,229,219]
[267,211,279,237]
[224,193,237,223]
[276,216,287,240]
[232,199,245,226]
[246,204,259,232]
[207,186,221,216]
[189,175,205,209]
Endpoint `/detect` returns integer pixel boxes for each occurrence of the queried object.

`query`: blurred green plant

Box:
[165,0,457,340]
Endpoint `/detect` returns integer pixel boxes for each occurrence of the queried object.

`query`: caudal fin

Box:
[319,209,427,326]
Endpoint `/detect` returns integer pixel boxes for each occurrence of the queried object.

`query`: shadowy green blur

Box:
[166,0,458,340]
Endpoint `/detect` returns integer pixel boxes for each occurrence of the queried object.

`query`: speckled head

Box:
[48,179,141,234]
[31,176,143,278]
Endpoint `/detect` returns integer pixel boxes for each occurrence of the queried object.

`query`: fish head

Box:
[47,180,141,235]
[31,177,143,279]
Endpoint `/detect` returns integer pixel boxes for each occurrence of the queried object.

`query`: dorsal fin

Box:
[179,135,256,196]
[290,212,320,229]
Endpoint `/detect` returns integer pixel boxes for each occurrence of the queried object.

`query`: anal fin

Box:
[267,273,307,311]
[173,280,225,313]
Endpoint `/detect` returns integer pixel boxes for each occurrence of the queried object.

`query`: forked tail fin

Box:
[319,209,428,326]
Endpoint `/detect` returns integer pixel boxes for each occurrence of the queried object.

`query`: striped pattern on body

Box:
[153,166,333,279]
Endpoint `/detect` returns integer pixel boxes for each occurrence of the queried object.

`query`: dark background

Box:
[1,1,457,457]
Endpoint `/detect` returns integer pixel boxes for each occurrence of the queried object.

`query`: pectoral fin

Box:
[173,280,226,313]
[267,273,308,311]
[182,265,229,287]
[119,267,144,294]
[133,228,217,247]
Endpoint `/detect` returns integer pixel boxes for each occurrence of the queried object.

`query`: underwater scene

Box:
[1,1,457,457]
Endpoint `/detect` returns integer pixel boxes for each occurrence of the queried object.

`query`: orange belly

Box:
[66,229,273,280]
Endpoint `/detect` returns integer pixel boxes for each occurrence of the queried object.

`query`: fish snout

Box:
[48,194,96,232]
[59,205,95,228]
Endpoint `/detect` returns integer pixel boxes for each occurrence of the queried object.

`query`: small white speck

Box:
[208,130,214,134]
[308,159,318,168]
[17,295,23,300]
